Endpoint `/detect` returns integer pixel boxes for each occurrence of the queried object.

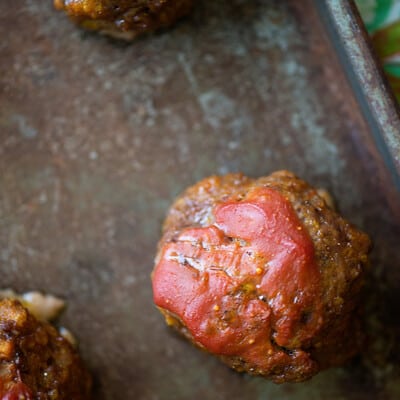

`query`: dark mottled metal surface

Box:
[318,0,400,190]
[0,0,399,399]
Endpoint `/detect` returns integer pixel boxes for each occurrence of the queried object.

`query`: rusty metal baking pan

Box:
[0,0,399,399]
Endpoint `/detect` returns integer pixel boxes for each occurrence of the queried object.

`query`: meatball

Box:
[0,290,65,322]
[0,299,91,399]
[152,170,371,383]
[54,0,194,40]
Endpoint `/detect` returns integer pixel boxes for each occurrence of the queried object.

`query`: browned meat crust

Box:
[54,0,194,39]
[0,299,91,399]
[152,170,371,383]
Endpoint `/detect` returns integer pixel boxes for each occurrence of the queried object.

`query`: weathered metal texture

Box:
[318,0,400,190]
[0,0,399,399]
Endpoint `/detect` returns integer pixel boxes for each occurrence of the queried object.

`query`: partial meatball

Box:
[0,290,65,322]
[152,170,371,383]
[0,299,91,399]
[54,0,194,40]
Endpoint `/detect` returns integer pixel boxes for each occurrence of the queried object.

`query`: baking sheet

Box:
[1,0,400,399]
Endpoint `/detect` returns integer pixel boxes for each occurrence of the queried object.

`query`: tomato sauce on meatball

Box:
[152,171,371,382]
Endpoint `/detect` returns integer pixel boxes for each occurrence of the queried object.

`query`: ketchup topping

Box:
[152,187,323,368]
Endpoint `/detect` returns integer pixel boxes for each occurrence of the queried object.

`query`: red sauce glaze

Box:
[152,187,323,368]
[0,381,33,400]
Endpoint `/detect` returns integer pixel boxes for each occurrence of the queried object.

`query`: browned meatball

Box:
[54,0,194,40]
[152,170,371,383]
[0,299,91,399]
